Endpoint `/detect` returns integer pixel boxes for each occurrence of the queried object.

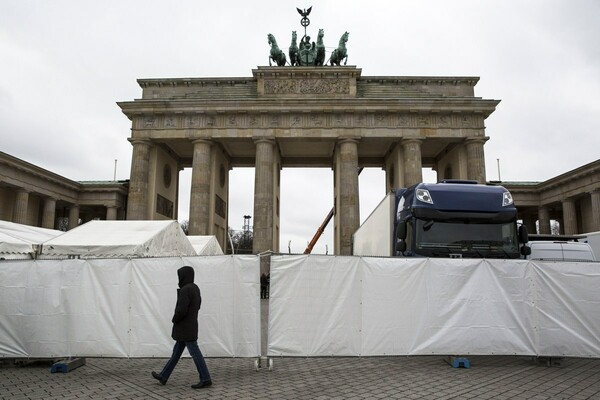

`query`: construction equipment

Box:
[303,168,363,254]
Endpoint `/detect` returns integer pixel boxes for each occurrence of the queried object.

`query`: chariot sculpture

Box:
[267,6,349,67]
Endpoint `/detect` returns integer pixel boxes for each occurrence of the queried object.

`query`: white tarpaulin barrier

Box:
[0,256,260,358]
[268,255,600,358]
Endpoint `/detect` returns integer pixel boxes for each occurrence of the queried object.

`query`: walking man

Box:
[152,266,213,389]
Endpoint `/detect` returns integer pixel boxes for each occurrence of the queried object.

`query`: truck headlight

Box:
[416,189,433,204]
[502,191,513,206]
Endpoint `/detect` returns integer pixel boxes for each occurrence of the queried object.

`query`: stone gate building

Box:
[117,66,498,255]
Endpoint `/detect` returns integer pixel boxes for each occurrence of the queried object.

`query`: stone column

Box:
[41,198,57,229]
[402,139,423,187]
[106,206,118,220]
[465,137,488,183]
[253,138,275,254]
[189,139,212,235]
[522,213,537,235]
[562,199,578,235]
[591,190,600,232]
[384,143,405,192]
[337,138,360,255]
[126,138,152,220]
[13,189,29,225]
[538,206,551,234]
[68,205,80,230]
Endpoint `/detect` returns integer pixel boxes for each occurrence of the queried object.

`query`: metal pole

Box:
[114,159,117,181]
[497,158,501,181]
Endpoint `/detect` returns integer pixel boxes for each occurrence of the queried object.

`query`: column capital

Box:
[191,138,213,146]
[464,136,490,144]
[128,138,152,147]
[400,137,423,145]
[338,136,360,145]
[253,137,276,145]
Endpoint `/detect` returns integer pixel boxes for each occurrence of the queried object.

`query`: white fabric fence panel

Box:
[268,255,362,356]
[0,256,260,359]
[268,255,600,358]
[532,261,600,357]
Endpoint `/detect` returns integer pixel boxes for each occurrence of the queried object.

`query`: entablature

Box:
[121,106,495,132]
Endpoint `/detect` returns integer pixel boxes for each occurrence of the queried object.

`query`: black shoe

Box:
[191,380,213,389]
[152,371,167,385]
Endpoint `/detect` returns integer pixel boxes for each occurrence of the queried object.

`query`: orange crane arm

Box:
[303,207,334,254]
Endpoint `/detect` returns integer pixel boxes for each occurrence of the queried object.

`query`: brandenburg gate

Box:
[118,66,498,255]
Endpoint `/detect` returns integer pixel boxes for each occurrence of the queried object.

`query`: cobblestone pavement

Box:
[2,355,600,399]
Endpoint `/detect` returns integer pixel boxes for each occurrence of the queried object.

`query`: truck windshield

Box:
[414,219,520,258]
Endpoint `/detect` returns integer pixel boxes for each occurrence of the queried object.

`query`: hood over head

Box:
[177,266,195,288]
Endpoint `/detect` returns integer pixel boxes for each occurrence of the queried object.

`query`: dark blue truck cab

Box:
[394,181,530,258]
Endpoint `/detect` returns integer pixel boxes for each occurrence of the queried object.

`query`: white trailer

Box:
[352,193,395,256]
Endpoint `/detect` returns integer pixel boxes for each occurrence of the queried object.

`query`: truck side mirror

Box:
[396,241,406,253]
[521,245,531,256]
[518,225,529,244]
[396,221,406,240]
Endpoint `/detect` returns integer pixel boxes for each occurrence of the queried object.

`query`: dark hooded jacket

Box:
[171,266,201,341]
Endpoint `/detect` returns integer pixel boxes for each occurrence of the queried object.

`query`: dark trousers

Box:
[159,340,211,383]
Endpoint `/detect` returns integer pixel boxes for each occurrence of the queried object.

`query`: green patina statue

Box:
[315,29,325,66]
[298,34,316,66]
[268,33,287,66]
[269,7,349,67]
[289,31,300,66]
[329,31,349,66]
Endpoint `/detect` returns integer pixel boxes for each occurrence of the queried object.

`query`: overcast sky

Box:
[1,0,598,254]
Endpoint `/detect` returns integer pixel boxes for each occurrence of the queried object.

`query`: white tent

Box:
[187,235,224,255]
[0,220,63,259]
[40,220,196,259]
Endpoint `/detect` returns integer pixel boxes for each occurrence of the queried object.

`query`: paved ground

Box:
[2,300,600,399]
[2,355,600,399]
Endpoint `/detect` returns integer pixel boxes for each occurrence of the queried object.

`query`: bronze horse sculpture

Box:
[268,33,287,66]
[315,29,325,66]
[289,31,299,66]
[329,31,349,66]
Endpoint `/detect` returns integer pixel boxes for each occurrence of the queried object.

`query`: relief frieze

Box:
[269,115,281,126]
[417,115,430,126]
[249,115,259,127]
[375,114,387,126]
[397,115,410,127]
[354,114,366,126]
[164,116,176,128]
[185,115,199,128]
[333,114,346,126]
[290,115,302,127]
[135,111,482,130]
[143,116,156,128]
[264,78,350,95]
[205,115,216,127]
[310,114,324,127]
